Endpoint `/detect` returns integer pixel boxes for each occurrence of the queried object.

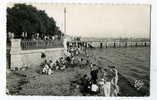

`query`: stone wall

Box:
[21,48,64,67]
[10,39,64,70]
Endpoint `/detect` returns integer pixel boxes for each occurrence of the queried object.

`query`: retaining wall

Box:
[10,39,64,70]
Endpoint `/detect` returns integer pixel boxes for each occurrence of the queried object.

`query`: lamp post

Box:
[63,7,68,55]
[64,7,66,34]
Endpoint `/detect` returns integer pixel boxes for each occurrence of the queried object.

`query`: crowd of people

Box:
[40,41,89,76]
[40,40,120,96]
[40,55,89,75]
[7,32,62,41]
[79,63,119,96]
[41,56,70,75]
[66,41,88,56]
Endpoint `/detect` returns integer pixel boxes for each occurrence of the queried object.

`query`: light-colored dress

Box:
[103,81,111,96]
[110,69,119,96]
[98,80,105,96]
[48,68,52,75]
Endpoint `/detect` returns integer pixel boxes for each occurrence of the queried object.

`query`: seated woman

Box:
[49,60,54,69]
[65,56,71,64]
[47,68,54,75]
[91,83,99,95]
[54,60,59,70]
[42,63,49,74]
[60,64,66,70]
[80,75,91,95]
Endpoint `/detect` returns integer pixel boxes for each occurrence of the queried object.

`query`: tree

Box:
[7,3,63,39]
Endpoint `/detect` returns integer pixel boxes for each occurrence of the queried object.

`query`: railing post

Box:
[10,39,23,70]
[113,42,116,48]
[125,42,127,47]
[145,42,147,47]
[135,42,137,47]
[100,42,103,48]
[106,42,108,48]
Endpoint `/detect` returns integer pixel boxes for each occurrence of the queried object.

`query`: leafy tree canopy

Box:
[7,3,62,39]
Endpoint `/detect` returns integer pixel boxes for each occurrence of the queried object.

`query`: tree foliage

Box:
[7,3,62,39]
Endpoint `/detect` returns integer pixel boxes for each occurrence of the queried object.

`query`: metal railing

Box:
[21,40,64,50]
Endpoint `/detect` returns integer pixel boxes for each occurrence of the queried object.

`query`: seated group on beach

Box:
[41,56,69,75]
[40,54,89,75]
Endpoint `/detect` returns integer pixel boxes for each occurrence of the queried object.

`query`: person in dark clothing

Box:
[80,58,84,68]
[90,69,99,84]
[81,75,90,95]
[67,42,69,48]
[65,56,71,64]
[90,68,99,95]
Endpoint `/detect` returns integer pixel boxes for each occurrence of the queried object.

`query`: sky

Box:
[7,3,151,38]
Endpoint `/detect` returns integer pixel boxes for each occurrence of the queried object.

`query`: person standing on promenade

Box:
[108,66,119,96]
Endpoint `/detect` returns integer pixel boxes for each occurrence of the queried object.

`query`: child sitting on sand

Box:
[42,63,49,74]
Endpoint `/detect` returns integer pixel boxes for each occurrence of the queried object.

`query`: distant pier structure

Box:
[68,39,150,48]
[86,40,150,48]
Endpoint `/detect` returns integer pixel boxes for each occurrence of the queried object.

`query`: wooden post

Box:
[100,43,103,48]
[125,42,127,47]
[113,42,116,48]
[135,42,137,47]
[106,42,108,48]
[145,42,147,47]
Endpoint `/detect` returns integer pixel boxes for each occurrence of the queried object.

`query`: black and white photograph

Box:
[6,3,151,96]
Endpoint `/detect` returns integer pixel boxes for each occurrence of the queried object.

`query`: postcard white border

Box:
[0,0,157,100]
